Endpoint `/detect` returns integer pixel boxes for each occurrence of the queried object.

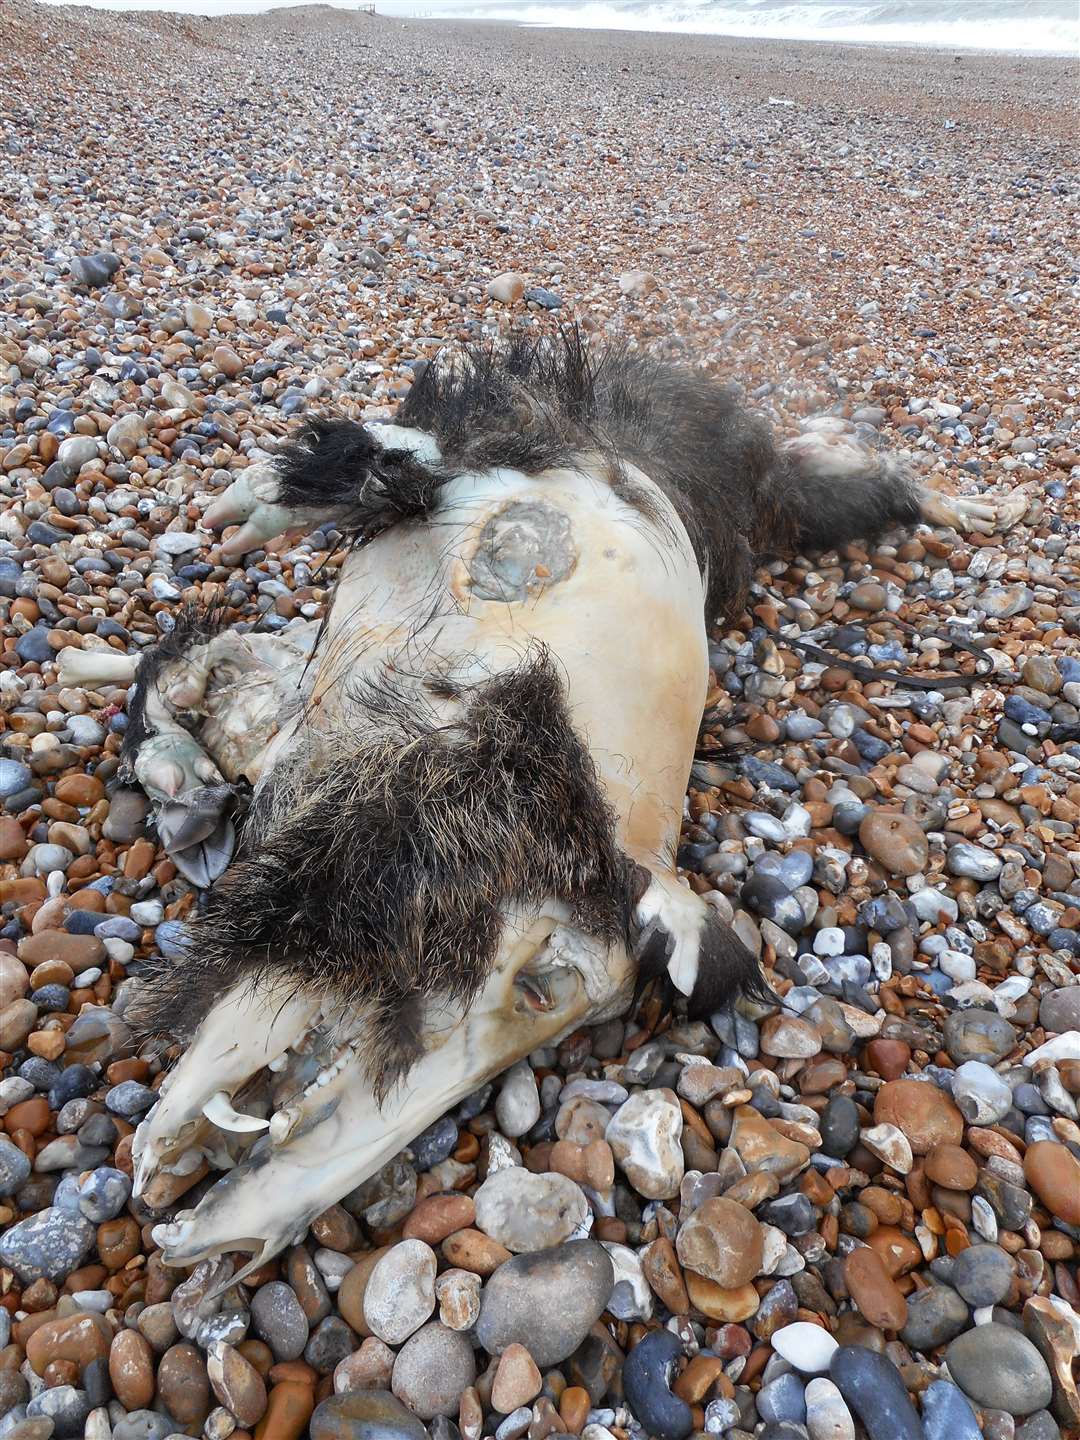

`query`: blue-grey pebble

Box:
[251,1280,310,1360]
[623,1329,693,1440]
[0,1206,95,1282]
[106,1080,158,1116]
[829,1346,925,1440]
[0,1138,32,1197]
[112,1411,177,1440]
[0,759,31,800]
[950,1244,1014,1307]
[921,1380,981,1440]
[77,1167,132,1222]
[26,1384,91,1439]
[757,1371,807,1426]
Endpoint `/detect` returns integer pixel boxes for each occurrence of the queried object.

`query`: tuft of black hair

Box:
[121,603,230,768]
[129,645,634,1101]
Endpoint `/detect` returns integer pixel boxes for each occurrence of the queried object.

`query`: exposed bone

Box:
[202,1091,271,1133]
[141,908,634,1282]
[56,648,139,689]
[132,979,320,1196]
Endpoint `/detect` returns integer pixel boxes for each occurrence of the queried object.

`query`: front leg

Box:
[203,420,445,559]
[630,861,769,1016]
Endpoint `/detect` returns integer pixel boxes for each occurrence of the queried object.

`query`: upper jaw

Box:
[133,906,634,1287]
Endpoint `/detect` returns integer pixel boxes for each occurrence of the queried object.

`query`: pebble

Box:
[944,1323,1053,1416]
[1024,1140,1080,1224]
[770,1322,839,1375]
[0,1206,95,1282]
[310,1390,430,1440]
[474,1241,614,1366]
[675,1197,763,1288]
[251,1281,311,1361]
[391,1322,477,1419]
[921,1378,982,1440]
[362,1241,437,1346]
[605,1087,684,1199]
[804,1377,855,1440]
[858,812,928,876]
[622,1329,692,1440]
[473,1167,589,1250]
[829,1346,924,1440]
[901,1283,970,1351]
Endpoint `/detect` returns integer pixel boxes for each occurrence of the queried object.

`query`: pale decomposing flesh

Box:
[78,333,1030,1279]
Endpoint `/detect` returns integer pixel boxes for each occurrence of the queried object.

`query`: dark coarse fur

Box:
[131,646,634,1099]
[121,603,231,765]
[274,326,924,623]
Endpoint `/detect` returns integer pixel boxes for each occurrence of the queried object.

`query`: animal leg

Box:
[121,609,316,885]
[631,862,768,1017]
[204,420,444,559]
[754,427,1033,555]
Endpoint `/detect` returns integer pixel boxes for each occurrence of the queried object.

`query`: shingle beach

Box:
[1,6,1079,1439]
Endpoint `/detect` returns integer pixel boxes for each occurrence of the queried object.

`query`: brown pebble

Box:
[1024,1140,1080,1225]
[26,1312,111,1376]
[559,1386,590,1435]
[874,1079,964,1154]
[441,1228,512,1276]
[672,1354,725,1404]
[924,1144,979,1191]
[208,1341,268,1428]
[843,1246,908,1331]
[336,1248,389,1337]
[402,1193,476,1245]
[157,1342,211,1426]
[491,1343,542,1413]
[254,1379,315,1440]
[109,1328,155,1410]
[676,1197,763,1288]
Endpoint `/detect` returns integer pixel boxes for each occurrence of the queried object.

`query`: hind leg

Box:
[757,428,1034,555]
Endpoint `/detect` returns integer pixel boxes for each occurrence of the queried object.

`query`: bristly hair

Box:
[129,646,635,1100]
[121,603,231,768]
[273,326,923,626]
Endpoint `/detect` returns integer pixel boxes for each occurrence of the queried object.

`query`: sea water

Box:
[36,0,1080,55]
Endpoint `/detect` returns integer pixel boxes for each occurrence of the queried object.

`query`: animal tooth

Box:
[267,1054,289,1072]
[202,1091,271,1133]
[269,1106,300,1144]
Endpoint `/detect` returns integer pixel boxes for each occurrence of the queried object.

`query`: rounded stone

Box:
[390,1321,476,1419]
[310,1390,430,1440]
[873,1079,963,1155]
[944,1324,1052,1416]
[943,1010,1017,1065]
[473,1167,588,1251]
[605,1087,684,1200]
[950,1244,1015,1307]
[675,1197,763,1288]
[250,1281,310,1361]
[474,1240,614,1367]
[1023,1140,1080,1225]
[843,1247,908,1331]
[924,1144,978,1191]
[1039,988,1080,1034]
[858,811,929,877]
[362,1240,437,1345]
[770,1321,839,1375]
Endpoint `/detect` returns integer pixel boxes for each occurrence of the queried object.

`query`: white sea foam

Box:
[37,0,1080,55]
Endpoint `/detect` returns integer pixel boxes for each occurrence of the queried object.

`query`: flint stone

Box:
[0,1206,95,1282]
[475,1240,614,1367]
[921,1379,981,1440]
[473,1167,588,1251]
[310,1390,430,1440]
[829,1346,924,1440]
[944,1323,1052,1416]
